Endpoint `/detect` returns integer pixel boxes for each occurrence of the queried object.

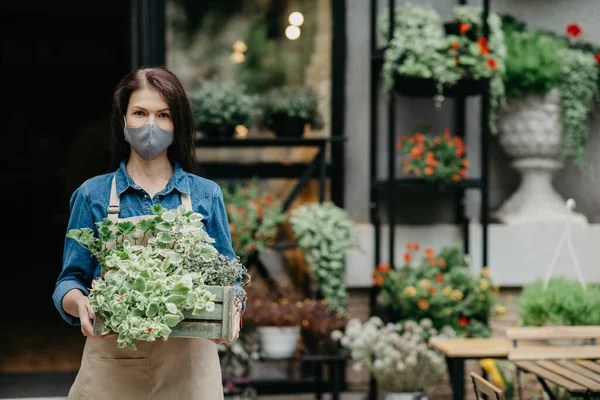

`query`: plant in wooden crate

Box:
[332,316,455,398]
[298,298,349,355]
[258,86,325,138]
[222,179,287,264]
[517,276,600,327]
[378,3,506,133]
[289,201,357,315]
[374,242,504,338]
[242,285,304,358]
[397,128,470,183]
[189,79,257,138]
[66,204,250,351]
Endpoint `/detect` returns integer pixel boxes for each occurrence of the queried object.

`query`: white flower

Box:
[330,330,344,341]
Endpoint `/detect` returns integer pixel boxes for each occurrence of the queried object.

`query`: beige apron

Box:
[68,176,224,400]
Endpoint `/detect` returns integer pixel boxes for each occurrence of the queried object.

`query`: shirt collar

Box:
[115,160,190,197]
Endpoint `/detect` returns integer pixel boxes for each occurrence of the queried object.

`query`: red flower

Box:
[147,327,153,333]
[458,316,469,326]
[477,37,488,46]
[404,252,412,263]
[459,23,470,33]
[595,53,600,66]
[451,42,460,50]
[486,58,497,69]
[566,24,582,38]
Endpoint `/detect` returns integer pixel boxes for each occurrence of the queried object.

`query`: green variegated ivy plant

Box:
[66,204,249,351]
[289,201,357,315]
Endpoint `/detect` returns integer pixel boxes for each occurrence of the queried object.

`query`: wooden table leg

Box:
[446,357,465,400]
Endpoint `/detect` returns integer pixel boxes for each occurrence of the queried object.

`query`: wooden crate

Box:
[93,285,237,341]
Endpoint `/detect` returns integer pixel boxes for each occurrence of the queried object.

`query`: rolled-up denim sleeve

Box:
[52,186,97,326]
[207,185,246,315]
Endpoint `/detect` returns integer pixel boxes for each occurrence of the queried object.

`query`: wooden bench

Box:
[471,372,505,400]
[505,325,600,399]
[428,337,511,400]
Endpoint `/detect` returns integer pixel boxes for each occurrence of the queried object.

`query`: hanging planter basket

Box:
[392,69,487,98]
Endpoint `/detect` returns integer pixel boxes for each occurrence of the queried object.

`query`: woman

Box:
[52,67,241,399]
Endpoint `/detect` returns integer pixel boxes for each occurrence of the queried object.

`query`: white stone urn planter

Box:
[495,89,588,224]
[257,325,300,359]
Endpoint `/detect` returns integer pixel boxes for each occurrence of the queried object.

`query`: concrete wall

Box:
[344,0,600,286]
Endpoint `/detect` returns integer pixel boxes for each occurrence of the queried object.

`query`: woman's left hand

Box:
[210,308,241,344]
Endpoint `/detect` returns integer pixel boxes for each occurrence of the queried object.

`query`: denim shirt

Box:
[52,160,243,326]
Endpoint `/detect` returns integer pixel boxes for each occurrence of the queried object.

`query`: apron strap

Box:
[108,175,193,220]
[107,175,120,222]
[181,193,192,210]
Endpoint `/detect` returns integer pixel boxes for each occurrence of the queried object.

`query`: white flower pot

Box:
[383,392,427,400]
[495,89,588,225]
[257,326,300,359]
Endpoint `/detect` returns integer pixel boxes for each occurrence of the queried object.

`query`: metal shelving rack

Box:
[368,1,491,397]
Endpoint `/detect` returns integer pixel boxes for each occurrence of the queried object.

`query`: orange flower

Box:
[435,273,444,283]
[377,264,391,273]
[424,166,434,176]
[487,58,497,69]
[424,247,435,257]
[438,259,447,268]
[373,273,384,287]
[406,242,419,251]
[460,168,468,178]
[404,252,412,263]
[427,257,437,266]
[403,165,412,173]
[429,287,438,296]
[479,44,490,55]
[418,299,430,310]
[459,23,470,33]
[434,137,441,144]
[413,132,425,142]
[410,146,423,159]
[462,159,471,168]
[451,42,460,50]
[452,173,462,182]
[443,129,451,140]
[226,204,235,213]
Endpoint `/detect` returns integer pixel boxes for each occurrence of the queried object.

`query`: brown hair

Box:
[108,67,196,172]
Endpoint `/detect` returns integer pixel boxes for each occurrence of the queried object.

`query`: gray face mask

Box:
[123,119,174,161]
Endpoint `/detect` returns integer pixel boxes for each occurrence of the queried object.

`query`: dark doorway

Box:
[0,0,131,379]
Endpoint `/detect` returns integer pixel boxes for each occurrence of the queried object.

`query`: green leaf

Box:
[134,277,146,292]
[146,302,159,317]
[166,294,187,305]
[164,314,183,327]
[165,302,178,314]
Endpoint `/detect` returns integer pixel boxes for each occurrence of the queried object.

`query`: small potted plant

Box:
[222,179,288,265]
[258,86,325,138]
[397,128,470,184]
[243,285,304,359]
[298,298,348,355]
[332,316,456,399]
[374,242,503,338]
[189,79,257,138]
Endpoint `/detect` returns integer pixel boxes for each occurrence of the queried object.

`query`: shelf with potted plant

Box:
[369,1,496,332]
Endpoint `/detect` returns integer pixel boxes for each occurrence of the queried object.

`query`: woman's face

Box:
[125,88,174,132]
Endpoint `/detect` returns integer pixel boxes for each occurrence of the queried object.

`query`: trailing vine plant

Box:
[289,201,357,315]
